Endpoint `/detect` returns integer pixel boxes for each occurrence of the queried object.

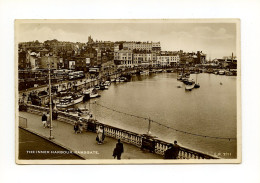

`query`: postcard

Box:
[15,19,241,164]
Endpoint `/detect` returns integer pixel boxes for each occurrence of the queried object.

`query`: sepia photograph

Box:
[15,19,241,164]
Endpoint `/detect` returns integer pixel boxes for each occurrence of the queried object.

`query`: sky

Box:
[17,22,237,59]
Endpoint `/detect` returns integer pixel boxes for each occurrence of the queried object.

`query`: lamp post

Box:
[48,55,54,140]
[147,117,151,135]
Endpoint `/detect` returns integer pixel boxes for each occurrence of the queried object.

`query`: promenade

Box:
[19,112,162,160]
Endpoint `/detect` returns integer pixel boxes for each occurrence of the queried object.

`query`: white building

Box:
[133,53,153,66]
[123,41,160,52]
[156,55,180,66]
[26,51,41,70]
[114,49,133,67]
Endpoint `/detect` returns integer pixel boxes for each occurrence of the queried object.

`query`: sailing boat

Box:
[194,73,200,88]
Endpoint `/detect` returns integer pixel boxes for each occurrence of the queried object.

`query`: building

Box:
[74,57,89,72]
[97,49,102,66]
[114,44,120,52]
[193,51,207,64]
[26,51,41,70]
[38,55,59,69]
[133,53,152,67]
[122,41,161,52]
[152,42,161,53]
[18,50,28,69]
[114,49,133,67]
[156,54,180,66]
[151,52,157,66]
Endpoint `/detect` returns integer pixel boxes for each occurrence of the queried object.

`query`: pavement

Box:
[19,128,84,160]
[19,112,162,160]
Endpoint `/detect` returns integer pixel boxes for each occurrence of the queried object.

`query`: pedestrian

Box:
[78,118,83,134]
[41,112,47,128]
[113,139,124,160]
[46,112,50,128]
[101,126,105,142]
[164,144,174,159]
[96,126,104,144]
[74,122,79,134]
[172,140,180,159]
[164,140,180,159]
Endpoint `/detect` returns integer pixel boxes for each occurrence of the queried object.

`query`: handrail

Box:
[24,104,219,159]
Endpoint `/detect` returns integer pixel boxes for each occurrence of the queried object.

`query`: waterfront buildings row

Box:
[18,36,235,72]
[114,49,180,67]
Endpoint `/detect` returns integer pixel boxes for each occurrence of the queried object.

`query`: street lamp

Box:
[48,55,54,140]
[147,117,151,135]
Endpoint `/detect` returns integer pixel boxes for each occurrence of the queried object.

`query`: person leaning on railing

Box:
[164,140,180,159]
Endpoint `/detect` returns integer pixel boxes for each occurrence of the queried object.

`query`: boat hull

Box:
[185,84,195,91]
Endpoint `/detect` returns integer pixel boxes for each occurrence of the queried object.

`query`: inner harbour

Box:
[19,69,237,159]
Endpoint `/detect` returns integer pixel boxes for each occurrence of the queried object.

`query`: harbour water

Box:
[77,73,237,158]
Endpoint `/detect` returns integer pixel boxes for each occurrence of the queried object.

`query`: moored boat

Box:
[140,70,149,75]
[119,77,128,82]
[194,83,200,88]
[83,89,91,101]
[104,81,111,86]
[56,94,83,108]
[185,84,195,91]
[182,77,189,84]
[218,70,225,75]
[90,88,100,98]
[95,85,101,90]
[187,79,195,85]
[100,84,106,90]
[225,71,233,76]
[177,74,183,80]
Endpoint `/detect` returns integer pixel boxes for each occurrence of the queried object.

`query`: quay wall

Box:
[22,104,219,160]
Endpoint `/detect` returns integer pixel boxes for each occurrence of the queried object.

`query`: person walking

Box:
[96,126,104,144]
[46,112,50,128]
[78,118,83,134]
[113,139,124,160]
[74,122,79,134]
[41,112,47,128]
